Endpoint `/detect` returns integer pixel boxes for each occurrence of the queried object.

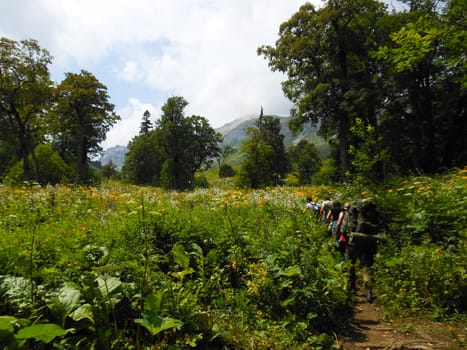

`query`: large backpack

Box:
[348,200,379,236]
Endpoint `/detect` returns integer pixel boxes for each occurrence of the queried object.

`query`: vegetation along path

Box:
[337,292,466,350]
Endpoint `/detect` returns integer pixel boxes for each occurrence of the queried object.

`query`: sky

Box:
[0,0,327,149]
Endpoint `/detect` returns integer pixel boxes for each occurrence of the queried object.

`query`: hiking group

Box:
[306,197,380,303]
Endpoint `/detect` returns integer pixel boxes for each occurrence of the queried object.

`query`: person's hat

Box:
[344,203,351,209]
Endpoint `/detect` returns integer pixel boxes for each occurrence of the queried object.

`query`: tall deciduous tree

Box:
[157,97,222,190]
[54,70,119,183]
[258,0,387,176]
[375,0,466,172]
[0,37,54,180]
[237,108,290,188]
[122,131,163,185]
[288,139,321,184]
[122,96,222,190]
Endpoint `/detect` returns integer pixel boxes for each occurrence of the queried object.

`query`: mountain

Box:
[219,114,319,148]
[98,115,328,169]
[98,145,128,170]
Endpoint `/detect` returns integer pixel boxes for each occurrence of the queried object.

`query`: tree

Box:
[121,131,164,186]
[216,145,237,178]
[237,108,290,188]
[288,139,321,184]
[5,143,71,185]
[0,37,54,181]
[53,70,120,183]
[140,110,153,135]
[156,97,222,189]
[100,161,118,179]
[258,0,388,177]
[122,96,222,190]
[374,0,467,172]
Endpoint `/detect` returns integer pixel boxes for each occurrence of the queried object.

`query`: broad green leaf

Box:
[0,316,16,341]
[0,316,16,333]
[70,303,94,323]
[58,284,81,315]
[172,243,190,269]
[171,268,194,281]
[190,242,204,258]
[16,323,71,343]
[134,314,183,336]
[144,291,165,314]
[97,276,122,298]
[0,316,17,349]
[278,265,302,277]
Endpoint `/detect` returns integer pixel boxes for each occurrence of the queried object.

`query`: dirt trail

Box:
[337,291,466,350]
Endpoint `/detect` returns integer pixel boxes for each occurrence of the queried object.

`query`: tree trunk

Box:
[75,133,88,184]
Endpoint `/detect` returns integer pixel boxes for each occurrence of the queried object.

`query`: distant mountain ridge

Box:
[98,115,326,170]
[219,114,318,148]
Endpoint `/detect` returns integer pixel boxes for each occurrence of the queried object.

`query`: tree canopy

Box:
[259,0,466,179]
[122,96,222,190]
[237,108,290,188]
[53,70,120,183]
[0,37,54,180]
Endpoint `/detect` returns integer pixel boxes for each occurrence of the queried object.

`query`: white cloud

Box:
[1,0,323,148]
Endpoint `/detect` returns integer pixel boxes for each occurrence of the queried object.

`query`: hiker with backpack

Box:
[347,200,380,303]
[319,197,333,223]
[335,202,353,261]
[305,196,321,222]
[326,200,342,237]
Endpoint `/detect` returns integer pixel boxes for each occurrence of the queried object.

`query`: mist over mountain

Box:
[98,115,326,170]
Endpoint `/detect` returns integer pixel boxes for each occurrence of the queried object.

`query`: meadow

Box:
[0,168,466,349]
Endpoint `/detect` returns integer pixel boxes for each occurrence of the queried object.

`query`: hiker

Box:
[305,196,320,221]
[319,197,333,222]
[335,202,352,261]
[326,200,342,237]
[348,200,379,303]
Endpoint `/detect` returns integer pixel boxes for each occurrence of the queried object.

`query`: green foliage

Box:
[339,169,467,320]
[375,243,467,319]
[100,161,119,180]
[53,70,120,184]
[259,0,466,177]
[312,158,339,185]
[4,143,72,186]
[348,117,389,185]
[0,37,54,181]
[0,183,352,348]
[122,131,163,186]
[135,292,183,336]
[258,0,388,175]
[219,164,235,178]
[288,139,321,184]
[237,111,290,188]
[122,96,222,190]
[0,170,465,348]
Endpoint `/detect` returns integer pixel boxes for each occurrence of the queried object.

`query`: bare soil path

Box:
[336,292,466,350]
